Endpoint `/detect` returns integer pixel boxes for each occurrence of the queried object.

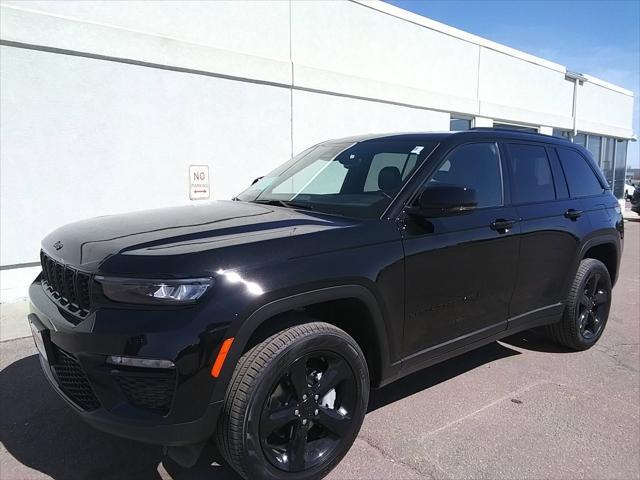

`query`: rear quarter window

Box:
[556,147,604,198]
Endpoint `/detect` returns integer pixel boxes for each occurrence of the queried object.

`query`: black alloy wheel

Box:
[260,351,357,472]
[577,271,609,340]
[547,258,612,350]
[216,321,369,480]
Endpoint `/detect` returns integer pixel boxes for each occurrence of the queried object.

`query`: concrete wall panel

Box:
[3,0,291,62]
[578,81,635,137]
[292,90,449,153]
[478,48,574,126]
[291,1,479,102]
[0,46,291,266]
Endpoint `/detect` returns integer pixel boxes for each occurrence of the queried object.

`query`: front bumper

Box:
[28,279,229,446]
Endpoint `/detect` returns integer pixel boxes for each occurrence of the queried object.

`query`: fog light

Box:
[107,355,174,369]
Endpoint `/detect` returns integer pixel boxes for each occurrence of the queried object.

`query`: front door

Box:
[401,142,519,362]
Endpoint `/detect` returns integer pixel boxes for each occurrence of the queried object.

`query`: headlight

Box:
[95,276,213,305]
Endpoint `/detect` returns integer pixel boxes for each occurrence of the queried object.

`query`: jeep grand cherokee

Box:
[28,129,623,480]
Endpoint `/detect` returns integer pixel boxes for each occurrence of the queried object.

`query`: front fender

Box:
[208,284,396,404]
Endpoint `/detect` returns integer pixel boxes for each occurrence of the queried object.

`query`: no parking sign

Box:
[189,165,210,200]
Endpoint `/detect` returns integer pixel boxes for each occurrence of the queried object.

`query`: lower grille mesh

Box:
[51,347,101,411]
[115,372,176,415]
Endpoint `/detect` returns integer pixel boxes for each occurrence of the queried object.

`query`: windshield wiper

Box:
[253,199,315,211]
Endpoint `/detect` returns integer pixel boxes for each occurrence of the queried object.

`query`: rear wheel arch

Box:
[580,238,620,285]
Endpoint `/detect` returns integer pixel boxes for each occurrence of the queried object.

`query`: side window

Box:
[556,147,604,197]
[507,144,556,204]
[364,153,417,192]
[426,143,503,208]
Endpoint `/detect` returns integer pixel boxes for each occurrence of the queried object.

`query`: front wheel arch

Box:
[210,285,392,405]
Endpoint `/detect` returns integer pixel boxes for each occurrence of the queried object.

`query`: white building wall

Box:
[478,48,575,129]
[578,79,637,137]
[290,0,480,115]
[1,0,292,61]
[0,45,292,270]
[0,0,635,300]
[292,91,448,152]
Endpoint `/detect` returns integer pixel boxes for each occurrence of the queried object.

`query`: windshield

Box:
[236,140,438,218]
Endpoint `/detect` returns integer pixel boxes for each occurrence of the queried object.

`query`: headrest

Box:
[378,166,402,192]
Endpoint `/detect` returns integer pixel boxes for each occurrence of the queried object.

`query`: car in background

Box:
[630,188,640,215]
[625,180,636,200]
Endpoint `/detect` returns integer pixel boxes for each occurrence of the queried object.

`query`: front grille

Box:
[50,346,101,411]
[115,371,177,415]
[40,251,92,317]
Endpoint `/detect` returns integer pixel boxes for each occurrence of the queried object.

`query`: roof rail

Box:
[469,127,539,132]
[468,127,569,140]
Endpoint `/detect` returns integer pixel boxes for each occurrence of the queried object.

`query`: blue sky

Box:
[386,0,640,168]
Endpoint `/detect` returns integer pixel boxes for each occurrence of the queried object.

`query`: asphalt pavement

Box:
[1,216,638,480]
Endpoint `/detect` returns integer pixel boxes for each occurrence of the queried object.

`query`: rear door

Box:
[505,142,591,326]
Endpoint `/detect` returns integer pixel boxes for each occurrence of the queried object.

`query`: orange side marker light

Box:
[211,337,234,378]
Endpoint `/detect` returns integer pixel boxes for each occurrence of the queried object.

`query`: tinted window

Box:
[507,144,556,203]
[602,137,615,186]
[574,133,587,147]
[587,135,602,164]
[556,147,604,197]
[613,140,628,198]
[450,117,471,131]
[426,143,502,208]
[553,129,571,139]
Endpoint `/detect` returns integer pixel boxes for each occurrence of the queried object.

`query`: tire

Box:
[216,321,369,480]
[546,258,612,350]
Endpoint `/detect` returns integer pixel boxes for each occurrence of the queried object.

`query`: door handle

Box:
[490,218,517,232]
[564,209,583,220]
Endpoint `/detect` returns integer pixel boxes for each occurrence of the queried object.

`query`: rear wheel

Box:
[216,321,369,480]
[547,258,612,350]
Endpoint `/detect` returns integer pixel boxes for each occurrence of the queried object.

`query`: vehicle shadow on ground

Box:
[501,328,575,354]
[0,353,240,480]
[0,339,536,479]
[368,341,520,412]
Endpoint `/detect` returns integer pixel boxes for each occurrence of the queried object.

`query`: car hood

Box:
[41,200,358,270]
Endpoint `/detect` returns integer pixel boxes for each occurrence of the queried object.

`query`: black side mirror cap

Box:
[407,185,477,218]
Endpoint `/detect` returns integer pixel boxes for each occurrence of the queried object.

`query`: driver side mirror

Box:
[407,185,477,218]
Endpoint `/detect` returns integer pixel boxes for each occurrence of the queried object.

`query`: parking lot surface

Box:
[1,217,638,480]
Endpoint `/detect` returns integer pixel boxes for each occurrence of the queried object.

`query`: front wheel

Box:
[216,321,369,480]
[546,258,612,350]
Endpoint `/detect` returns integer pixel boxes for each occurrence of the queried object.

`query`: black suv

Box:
[28,129,623,479]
